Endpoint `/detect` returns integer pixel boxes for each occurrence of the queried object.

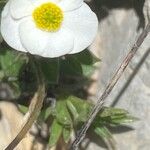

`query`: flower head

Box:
[32,2,64,31]
[1,0,98,58]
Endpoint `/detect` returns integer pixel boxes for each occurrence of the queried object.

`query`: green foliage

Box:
[0,1,5,13]
[36,95,137,148]
[0,48,27,80]
[63,127,72,143]
[40,107,53,121]
[18,94,137,148]
[60,50,100,78]
[0,45,136,148]
[0,47,99,98]
[55,100,72,126]
[96,107,138,126]
[66,96,92,123]
[18,104,28,114]
[74,50,100,77]
[94,126,112,139]
[49,119,63,147]
[0,47,28,97]
[40,58,59,84]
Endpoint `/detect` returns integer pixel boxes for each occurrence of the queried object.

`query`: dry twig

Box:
[71,22,150,150]
[5,56,46,150]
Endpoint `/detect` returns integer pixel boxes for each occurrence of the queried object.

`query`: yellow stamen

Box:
[32,2,63,32]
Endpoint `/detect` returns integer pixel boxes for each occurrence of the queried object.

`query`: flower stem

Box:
[5,55,46,150]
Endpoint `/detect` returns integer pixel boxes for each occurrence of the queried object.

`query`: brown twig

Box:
[5,56,46,150]
[71,22,150,150]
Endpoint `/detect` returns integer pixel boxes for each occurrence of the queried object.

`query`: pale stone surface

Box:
[87,1,150,149]
[0,101,44,150]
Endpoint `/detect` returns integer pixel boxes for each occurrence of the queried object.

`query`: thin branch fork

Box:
[71,22,150,150]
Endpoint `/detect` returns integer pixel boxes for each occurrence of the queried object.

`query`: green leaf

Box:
[66,96,92,122]
[74,50,100,65]
[39,107,53,121]
[55,100,72,126]
[63,127,71,143]
[60,50,100,77]
[111,115,138,125]
[49,119,63,147]
[0,48,27,78]
[66,100,79,121]
[18,104,28,114]
[97,107,138,126]
[44,107,53,120]
[40,58,59,84]
[80,64,96,77]
[94,126,112,139]
[99,107,128,118]
[74,50,100,77]
[60,56,82,76]
[94,126,116,149]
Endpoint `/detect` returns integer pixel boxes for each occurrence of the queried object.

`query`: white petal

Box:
[63,3,98,54]
[31,0,58,7]
[19,19,74,58]
[1,0,10,18]
[9,0,62,19]
[10,0,33,19]
[58,0,83,11]
[1,13,27,52]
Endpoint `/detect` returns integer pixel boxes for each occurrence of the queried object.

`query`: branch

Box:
[71,22,150,150]
[5,56,46,150]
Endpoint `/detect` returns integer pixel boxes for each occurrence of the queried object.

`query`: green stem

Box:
[5,55,46,150]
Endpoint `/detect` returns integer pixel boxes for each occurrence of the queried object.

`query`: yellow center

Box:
[32,2,63,32]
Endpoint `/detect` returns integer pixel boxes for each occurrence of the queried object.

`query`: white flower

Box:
[1,0,98,58]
